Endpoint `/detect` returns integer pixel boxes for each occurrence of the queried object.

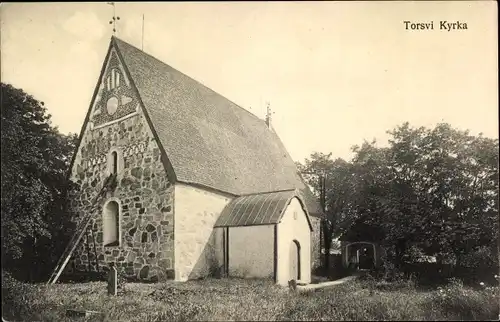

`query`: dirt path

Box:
[297,275,359,291]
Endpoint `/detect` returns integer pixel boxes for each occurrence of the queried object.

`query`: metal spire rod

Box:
[142,14,145,51]
[108,2,120,35]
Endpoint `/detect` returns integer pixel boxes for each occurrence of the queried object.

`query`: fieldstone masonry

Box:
[67,107,175,282]
[62,40,323,284]
[310,216,322,270]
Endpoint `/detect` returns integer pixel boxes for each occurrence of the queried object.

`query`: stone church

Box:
[66,36,323,285]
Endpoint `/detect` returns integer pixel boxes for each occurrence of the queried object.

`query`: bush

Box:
[457,246,499,285]
[312,254,352,281]
[401,245,427,263]
[373,276,417,292]
[426,277,499,320]
[2,270,39,321]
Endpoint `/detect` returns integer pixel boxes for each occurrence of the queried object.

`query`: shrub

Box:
[401,245,427,263]
[457,246,499,285]
[426,278,499,320]
[373,276,417,292]
[1,270,39,321]
[312,254,352,281]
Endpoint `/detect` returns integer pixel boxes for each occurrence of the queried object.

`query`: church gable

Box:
[61,36,322,283]
[66,39,176,282]
[89,46,139,130]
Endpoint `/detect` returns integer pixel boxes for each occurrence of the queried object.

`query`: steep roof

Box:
[214,190,312,229]
[113,37,323,217]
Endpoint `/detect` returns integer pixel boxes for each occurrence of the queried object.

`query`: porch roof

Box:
[214,189,312,229]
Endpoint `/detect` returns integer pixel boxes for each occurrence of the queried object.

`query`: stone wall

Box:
[310,216,322,270]
[67,108,175,282]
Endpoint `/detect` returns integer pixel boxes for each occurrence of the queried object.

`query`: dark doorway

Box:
[289,240,301,280]
[358,246,375,270]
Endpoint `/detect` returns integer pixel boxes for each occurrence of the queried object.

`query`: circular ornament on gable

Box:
[106,96,119,115]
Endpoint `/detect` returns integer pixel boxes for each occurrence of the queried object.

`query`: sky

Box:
[1,2,498,163]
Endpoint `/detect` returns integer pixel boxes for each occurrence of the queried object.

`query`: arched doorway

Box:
[345,242,376,270]
[358,245,375,269]
[103,201,120,247]
[289,240,301,281]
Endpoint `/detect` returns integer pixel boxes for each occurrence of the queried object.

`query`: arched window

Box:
[103,201,120,247]
[110,151,118,174]
[107,68,121,90]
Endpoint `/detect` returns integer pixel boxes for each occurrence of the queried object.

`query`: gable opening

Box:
[103,200,120,247]
[107,149,123,175]
[107,68,122,91]
[111,151,118,174]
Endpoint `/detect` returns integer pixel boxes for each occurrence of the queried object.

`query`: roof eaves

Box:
[175,180,239,199]
[214,221,278,228]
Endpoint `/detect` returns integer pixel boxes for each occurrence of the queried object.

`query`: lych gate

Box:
[339,218,384,271]
[343,241,377,270]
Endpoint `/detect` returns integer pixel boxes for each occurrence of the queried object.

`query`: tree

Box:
[297,152,361,269]
[379,123,498,266]
[1,82,78,281]
[298,122,499,274]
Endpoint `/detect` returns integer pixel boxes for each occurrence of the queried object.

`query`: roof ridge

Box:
[112,36,267,124]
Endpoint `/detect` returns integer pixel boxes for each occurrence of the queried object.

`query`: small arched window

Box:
[111,151,118,174]
[103,201,120,247]
[107,68,121,90]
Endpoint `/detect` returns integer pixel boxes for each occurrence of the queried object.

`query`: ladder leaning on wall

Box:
[47,173,117,285]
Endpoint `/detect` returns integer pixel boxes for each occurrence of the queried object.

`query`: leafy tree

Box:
[1,82,78,281]
[297,152,361,269]
[378,123,499,267]
[298,122,499,275]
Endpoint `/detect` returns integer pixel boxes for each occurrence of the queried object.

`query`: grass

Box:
[2,272,499,321]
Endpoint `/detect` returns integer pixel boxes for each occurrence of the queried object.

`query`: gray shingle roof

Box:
[113,37,323,217]
[214,190,313,229]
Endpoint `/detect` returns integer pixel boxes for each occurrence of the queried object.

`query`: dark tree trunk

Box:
[322,220,332,271]
[395,238,406,271]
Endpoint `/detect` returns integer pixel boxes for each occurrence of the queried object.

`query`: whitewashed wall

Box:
[174,183,232,281]
[228,225,274,278]
[276,197,311,285]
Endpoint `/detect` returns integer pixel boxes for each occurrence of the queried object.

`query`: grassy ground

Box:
[2,273,499,321]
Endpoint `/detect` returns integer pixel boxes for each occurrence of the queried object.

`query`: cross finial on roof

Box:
[108,2,120,36]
